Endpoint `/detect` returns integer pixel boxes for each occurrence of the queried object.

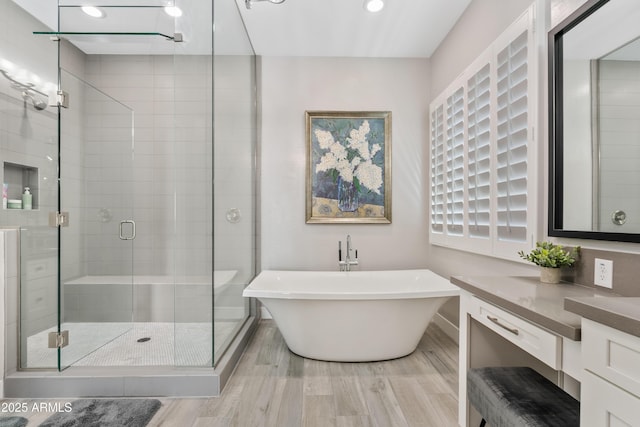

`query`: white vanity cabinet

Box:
[456,277,640,427]
[580,319,640,427]
[466,294,562,369]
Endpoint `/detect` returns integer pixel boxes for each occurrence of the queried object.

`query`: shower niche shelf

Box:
[3,162,38,210]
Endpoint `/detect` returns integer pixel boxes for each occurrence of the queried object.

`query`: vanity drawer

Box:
[469,296,561,369]
[25,257,56,280]
[581,370,640,427]
[582,318,640,398]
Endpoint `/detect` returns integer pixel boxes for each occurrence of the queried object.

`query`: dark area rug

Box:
[38,399,161,427]
[0,417,28,427]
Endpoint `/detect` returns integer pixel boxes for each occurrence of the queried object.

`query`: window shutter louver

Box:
[496,30,529,243]
[446,87,465,236]
[431,105,445,233]
[467,63,492,239]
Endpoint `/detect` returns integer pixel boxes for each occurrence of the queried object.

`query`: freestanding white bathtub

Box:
[243,270,459,362]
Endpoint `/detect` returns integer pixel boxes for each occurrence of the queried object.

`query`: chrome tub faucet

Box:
[338,234,358,271]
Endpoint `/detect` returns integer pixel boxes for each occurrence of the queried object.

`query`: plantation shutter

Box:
[446,87,465,236]
[428,4,537,260]
[495,29,529,243]
[467,63,491,239]
[430,104,445,234]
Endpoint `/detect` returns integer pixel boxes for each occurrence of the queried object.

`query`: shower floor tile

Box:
[25,321,237,368]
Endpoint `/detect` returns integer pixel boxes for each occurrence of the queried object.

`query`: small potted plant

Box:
[518,242,579,284]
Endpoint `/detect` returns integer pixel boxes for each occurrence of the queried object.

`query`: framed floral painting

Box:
[305,111,391,223]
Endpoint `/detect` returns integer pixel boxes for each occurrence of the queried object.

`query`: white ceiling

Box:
[235,0,471,57]
[12,0,471,58]
[12,0,211,54]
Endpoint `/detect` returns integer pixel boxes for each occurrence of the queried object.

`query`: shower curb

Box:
[4,367,220,398]
[4,315,260,398]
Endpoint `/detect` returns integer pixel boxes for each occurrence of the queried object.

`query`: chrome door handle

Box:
[119,220,136,240]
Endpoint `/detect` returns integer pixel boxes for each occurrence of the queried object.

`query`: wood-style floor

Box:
[151,319,459,427]
[2,319,459,426]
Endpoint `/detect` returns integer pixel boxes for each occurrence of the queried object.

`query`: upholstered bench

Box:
[467,367,580,427]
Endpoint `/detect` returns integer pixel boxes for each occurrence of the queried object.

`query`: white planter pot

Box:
[540,267,561,284]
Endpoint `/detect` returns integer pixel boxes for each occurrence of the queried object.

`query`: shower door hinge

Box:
[48,330,69,349]
[49,212,70,227]
[57,90,69,108]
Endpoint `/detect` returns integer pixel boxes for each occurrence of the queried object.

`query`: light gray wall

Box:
[429,0,536,97]
[550,0,591,28]
[260,57,430,271]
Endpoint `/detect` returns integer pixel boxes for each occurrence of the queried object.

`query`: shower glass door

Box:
[57,70,135,370]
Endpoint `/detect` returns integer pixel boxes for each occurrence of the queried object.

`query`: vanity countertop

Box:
[451,275,619,341]
[564,297,640,339]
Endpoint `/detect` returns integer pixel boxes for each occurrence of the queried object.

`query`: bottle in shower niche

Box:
[22,187,32,210]
[2,183,7,209]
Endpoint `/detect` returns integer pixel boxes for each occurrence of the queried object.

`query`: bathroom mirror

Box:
[549,0,640,242]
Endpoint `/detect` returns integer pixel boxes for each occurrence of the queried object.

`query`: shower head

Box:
[22,91,48,111]
[1,69,49,110]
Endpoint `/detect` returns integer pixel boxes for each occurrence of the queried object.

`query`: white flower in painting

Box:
[315,152,338,173]
[355,160,383,195]
[370,143,381,158]
[314,119,383,194]
[337,159,353,182]
[347,121,371,160]
[315,129,335,149]
[330,140,347,160]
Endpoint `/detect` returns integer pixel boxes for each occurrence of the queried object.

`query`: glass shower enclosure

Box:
[2,0,256,375]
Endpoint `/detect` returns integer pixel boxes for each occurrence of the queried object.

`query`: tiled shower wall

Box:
[82,53,255,288]
[0,0,58,244]
[598,60,640,233]
[562,59,640,234]
[0,2,86,340]
[84,54,213,278]
[212,55,256,286]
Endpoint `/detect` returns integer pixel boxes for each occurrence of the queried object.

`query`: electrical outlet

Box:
[594,258,613,288]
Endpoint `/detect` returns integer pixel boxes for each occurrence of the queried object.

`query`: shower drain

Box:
[137,337,151,343]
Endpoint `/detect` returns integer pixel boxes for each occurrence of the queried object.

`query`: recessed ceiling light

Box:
[81,6,105,18]
[164,6,183,17]
[364,0,384,13]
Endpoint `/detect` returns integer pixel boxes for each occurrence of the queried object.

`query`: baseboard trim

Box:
[432,313,459,345]
[260,305,272,319]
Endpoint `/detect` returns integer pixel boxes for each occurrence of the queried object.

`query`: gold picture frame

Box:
[305,111,391,224]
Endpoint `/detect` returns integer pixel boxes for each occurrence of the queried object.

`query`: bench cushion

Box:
[467,367,579,427]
